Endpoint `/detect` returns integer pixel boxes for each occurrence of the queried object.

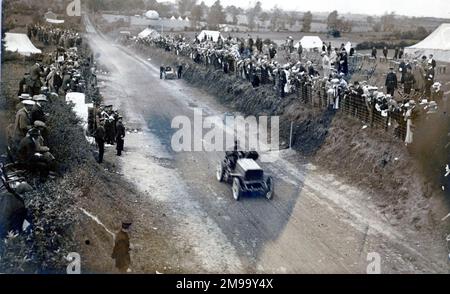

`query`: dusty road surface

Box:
[84,17,449,273]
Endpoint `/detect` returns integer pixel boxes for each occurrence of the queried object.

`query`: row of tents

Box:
[193,25,450,63]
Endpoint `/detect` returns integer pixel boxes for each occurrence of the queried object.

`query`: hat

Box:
[432,82,441,88]
[34,120,46,128]
[122,221,132,230]
[19,93,31,100]
[22,100,36,106]
[33,95,47,102]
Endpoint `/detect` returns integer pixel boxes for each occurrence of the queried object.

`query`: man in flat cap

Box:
[112,221,132,273]
[31,95,48,124]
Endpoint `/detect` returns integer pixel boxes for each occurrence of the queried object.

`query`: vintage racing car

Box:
[163,66,177,80]
[216,151,274,201]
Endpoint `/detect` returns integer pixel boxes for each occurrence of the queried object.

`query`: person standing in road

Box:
[116,117,125,156]
[94,119,106,164]
[160,65,165,79]
[177,63,183,79]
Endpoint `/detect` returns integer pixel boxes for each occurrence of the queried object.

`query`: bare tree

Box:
[207,0,225,30]
[302,11,313,32]
[177,0,197,16]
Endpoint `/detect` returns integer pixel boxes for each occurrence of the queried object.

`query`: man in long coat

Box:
[116,117,126,156]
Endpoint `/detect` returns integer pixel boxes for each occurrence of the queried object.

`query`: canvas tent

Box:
[294,36,323,51]
[4,33,42,56]
[145,10,159,20]
[197,30,222,42]
[46,18,65,24]
[405,24,450,63]
[138,27,161,39]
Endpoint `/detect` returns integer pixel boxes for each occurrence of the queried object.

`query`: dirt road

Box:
[84,17,448,273]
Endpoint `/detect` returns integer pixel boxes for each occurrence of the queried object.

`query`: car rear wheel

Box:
[216,162,224,182]
[265,177,274,200]
[232,178,242,201]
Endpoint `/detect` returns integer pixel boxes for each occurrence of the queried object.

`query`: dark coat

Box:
[385,72,398,89]
[95,125,106,143]
[17,136,37,163]
[112,230,131,271]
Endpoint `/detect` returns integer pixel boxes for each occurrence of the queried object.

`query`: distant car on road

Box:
[163,66,176,80]
[216,151,274,201]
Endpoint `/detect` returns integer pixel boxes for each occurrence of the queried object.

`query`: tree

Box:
[191,4,203,27]
[366,16,374,24]
[381,12,396,32]
[259,12,269,23]
[225,5,240,25]
[178,0,197,16]
[199,1,209,21]
[287,12,299,28]
[246,2,262,31]
[253,1,262,16]
[207,0,225,30]
[327,10,339,31]
[302,11,313,32]
[270,6,284,31]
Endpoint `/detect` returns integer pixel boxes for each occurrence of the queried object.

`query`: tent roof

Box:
[137,28,161,39]
[197,30,222,42]
[4,33,42,56]
[405,24,450,62]
[295,36,323,49]
[407,24,450,51]
[46,18,65,24]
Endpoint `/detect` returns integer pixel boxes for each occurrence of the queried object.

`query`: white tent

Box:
[4,33,42,56]
[294,36,323,51]
[197,30,222,42]
[170,16,176,20]
[178,16,183,21]
[144,10,159,20]
[405,24,450,63]
[46,18,65,24]
[137,27,161,39]
[185,17,190,22]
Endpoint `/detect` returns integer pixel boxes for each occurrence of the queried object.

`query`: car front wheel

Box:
[232,178,242,201]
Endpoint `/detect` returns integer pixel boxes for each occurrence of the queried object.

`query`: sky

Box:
[186,0,450,18]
